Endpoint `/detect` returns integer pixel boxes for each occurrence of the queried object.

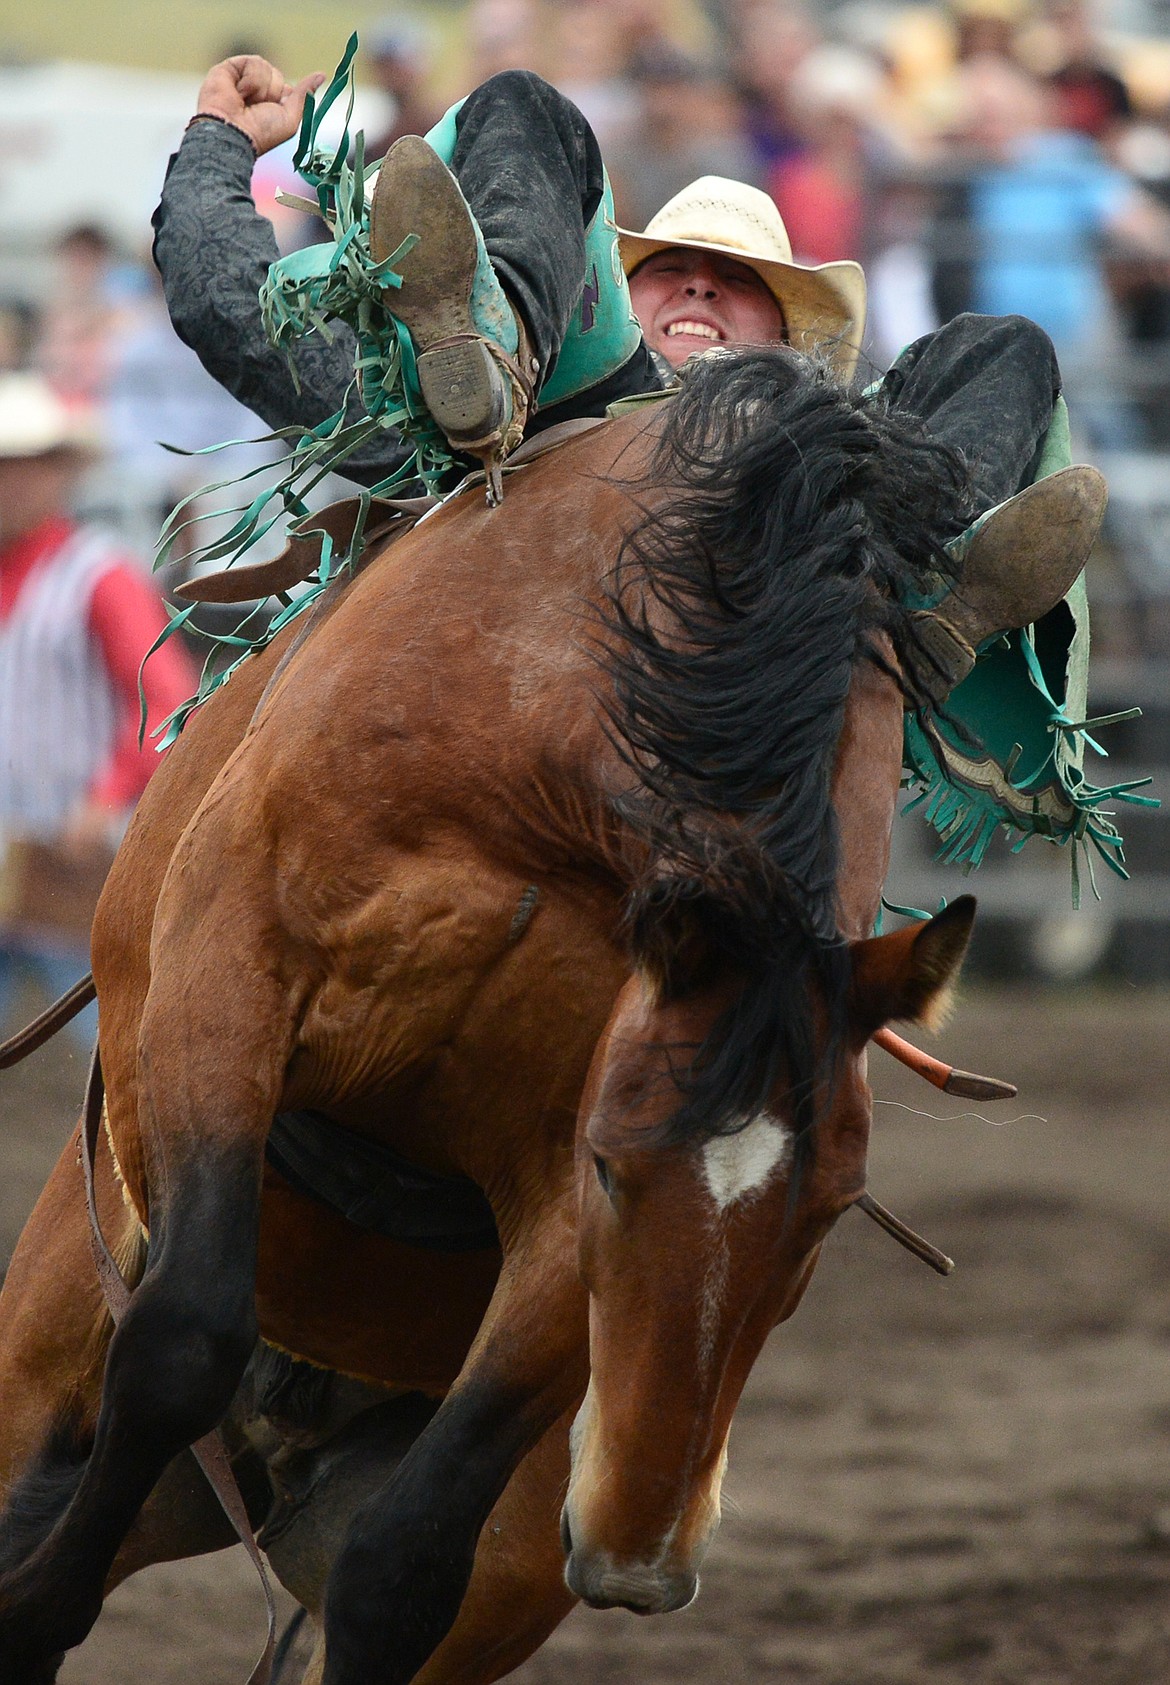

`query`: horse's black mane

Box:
[602,346,970,1155]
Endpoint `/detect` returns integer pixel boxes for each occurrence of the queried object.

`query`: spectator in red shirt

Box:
[1043,0,1132,143]
[0,374,195,1040]
[768,46,887,267]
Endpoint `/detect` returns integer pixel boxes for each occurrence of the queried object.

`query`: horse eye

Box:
[593,1153,613,1197]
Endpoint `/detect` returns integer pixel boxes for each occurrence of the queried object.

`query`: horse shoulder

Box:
[94,629,297,1214]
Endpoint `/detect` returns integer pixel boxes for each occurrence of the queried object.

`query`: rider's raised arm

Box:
[151,56,415,488]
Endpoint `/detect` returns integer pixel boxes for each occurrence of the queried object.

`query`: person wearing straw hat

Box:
[618,174,867,381]
[0,373,195,1041]
[157,55,1098,655]
[153,52,1133,879]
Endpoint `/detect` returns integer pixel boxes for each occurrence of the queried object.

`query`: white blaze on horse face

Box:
[701,1114,793,1213]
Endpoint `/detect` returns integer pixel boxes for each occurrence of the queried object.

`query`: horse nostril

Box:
[559,1507,573,1557]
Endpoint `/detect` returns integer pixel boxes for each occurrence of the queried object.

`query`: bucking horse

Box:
[0,349,983,1682]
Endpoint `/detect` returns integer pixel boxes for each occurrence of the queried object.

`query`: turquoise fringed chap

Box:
[901,397,1156,904]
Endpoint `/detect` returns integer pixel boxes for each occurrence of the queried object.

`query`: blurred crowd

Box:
[0,221,272,562]
[8,0,1170,529]
[369,0,1170,402]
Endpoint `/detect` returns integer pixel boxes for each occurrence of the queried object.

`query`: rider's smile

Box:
[628,249,786,369]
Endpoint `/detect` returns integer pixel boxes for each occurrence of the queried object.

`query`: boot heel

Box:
[417,340,507,445]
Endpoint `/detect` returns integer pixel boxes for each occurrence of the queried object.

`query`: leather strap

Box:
[177,417,609,599]
[853,1190,954,1276]
[80,1047,275,1685]
[506,416,608,465]
[80,1047,130,1320]
[449,416,610,502]
[872,1026,1018,1101]
[175,496,434,605]
[0,972,96,1068]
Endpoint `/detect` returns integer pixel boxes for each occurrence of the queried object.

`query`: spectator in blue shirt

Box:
[955,58,1170,440]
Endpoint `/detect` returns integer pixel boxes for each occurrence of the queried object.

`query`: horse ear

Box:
[850,896,976,1037]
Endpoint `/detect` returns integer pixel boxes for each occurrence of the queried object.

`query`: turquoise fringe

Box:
[140,33,458,750]
[902,685,1156,910]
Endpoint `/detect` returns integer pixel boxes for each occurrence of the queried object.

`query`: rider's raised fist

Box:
[195,55,325,157]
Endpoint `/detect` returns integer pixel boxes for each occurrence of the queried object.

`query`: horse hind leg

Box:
[0,954,299,1675]
[0,1129,272,1619]
[249,1360,578,1685]
[0,1411,91,1673]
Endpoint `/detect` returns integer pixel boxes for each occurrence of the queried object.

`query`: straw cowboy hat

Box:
[0,373,99,458]
[618,177,867,378]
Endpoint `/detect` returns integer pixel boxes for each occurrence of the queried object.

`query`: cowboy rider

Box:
[152,54,1103,703]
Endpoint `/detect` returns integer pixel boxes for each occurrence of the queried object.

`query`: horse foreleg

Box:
[413,1406,578,1685]
[321,1224,587,1685]
[0,1171,261,1672]
[0,972,293,1675]
[261,1393,576,1685]
[0,1126,271,1680]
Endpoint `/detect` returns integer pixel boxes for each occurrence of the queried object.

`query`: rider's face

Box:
[629,249,786,369]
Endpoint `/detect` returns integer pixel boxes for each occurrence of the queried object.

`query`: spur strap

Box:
[80,1047,275,1685]
[905,610,977,707]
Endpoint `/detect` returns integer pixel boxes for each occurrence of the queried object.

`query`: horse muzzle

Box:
[560,1507,699,1614]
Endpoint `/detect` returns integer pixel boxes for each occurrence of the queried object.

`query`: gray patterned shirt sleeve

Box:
[151,122,412,488]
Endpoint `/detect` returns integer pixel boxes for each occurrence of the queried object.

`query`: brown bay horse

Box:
[0,349,976,1683]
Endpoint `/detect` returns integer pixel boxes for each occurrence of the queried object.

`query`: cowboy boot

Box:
[908,464,1107,706]
[368,135,539,498]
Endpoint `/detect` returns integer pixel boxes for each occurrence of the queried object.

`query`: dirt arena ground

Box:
[3,985,1170,1684]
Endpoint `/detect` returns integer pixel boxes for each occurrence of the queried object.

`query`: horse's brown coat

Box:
[0,399,970,1682]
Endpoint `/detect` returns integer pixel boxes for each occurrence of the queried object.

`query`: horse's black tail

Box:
[0,1412,92,1575]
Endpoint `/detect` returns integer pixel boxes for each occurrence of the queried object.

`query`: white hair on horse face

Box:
[695,1117,792,1373]
[701,1114,793,1213]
